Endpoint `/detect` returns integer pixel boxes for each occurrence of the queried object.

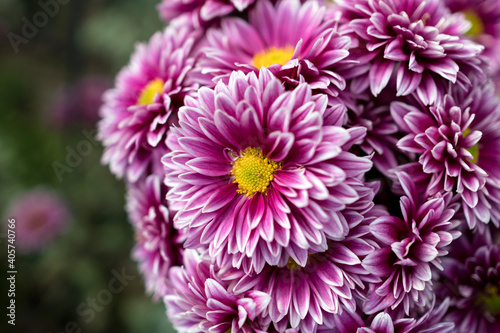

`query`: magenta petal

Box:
[200,2,234,20]
[317,262,344,287]
[363,248,394,277]
[276,273,293,315]
[370,313,394,332]
[203,183,237,213]
[265,132,295,161]
[350,19,372,40]
[396,66,422,96]
[186,157,231,177]
[214,110,245,149]
[369,58,395,96]
[416,74,439,105]
[412,243,438,263]
[370,216,403,245]
[247,194,265,229]
[426,58,459,83]
[293,277,310,319]
[259,206,274,242]
[384,36,408,61]
[274,169,313,190]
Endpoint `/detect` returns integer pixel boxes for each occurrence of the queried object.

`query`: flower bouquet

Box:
[97,0,500,332]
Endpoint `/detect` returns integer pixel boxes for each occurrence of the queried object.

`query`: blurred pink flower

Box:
[4,189,70,253]
[49,76,112,128]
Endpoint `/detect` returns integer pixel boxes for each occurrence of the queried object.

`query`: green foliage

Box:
[0,1,173,332]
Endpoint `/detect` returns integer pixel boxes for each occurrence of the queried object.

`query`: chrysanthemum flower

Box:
[164,249,271,333]
[4,189,70,253]
[436,232,500,333]
[362,172,460,314]
[393,82,500,231]
[443,0,500,74]
[98,26,200,183]
[163,68,372,273]
[319,299,454,333]
[335,0,484,104]
[158,0,257,28]
[232,181,384,333]
[126,175,183,299]
[193,0,355,102]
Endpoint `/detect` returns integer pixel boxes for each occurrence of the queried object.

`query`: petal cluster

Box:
[95,1,500,332]
[164,68,372,274]
[320,299,454,333]
[165,250,271,333]
[436,231,500,333]
[193,0,355,105]
[126,175,183,298]
[362,172,460,314]
[443,0,500,74]
[232,181,384,332]
[393,82,500,231]
[158,0,257,28]
[336,0,484,104]
[98,25,200,183]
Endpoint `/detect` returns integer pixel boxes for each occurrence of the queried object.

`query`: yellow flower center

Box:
[230,147,279,197]
[286,254,317,270]
[480,285,500,316]
[286,257,301,270]
[252,46,295,69]
[137,78,164,105]
[463,128,480,164]
[463,9,485,36]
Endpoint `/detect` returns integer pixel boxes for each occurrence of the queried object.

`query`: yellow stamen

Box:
[137,78,164,105]
[252,46,295,69]
[286,254,317,270]
[286,257,301,270]
[463,128,479,164]
[230,147,279,198]
[463,9,485,36]
[479,286,500,316]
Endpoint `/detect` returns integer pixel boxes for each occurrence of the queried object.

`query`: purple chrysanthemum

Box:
[443,0,500,74]
[163,68,372,273]
[164,249,271,333]
[393,82,500,231]
[158,0,257,28]
[4,189,70,253]
[320,299,454,333]
[436,232,500,333]
[126,175,183,299]
[98,25,200,183]
[193,0,355,103]
[362,172,460,314]
[335,0,484,105]
[231,181,384,333]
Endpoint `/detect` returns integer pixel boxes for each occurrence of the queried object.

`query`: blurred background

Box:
[0,0,176,332]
